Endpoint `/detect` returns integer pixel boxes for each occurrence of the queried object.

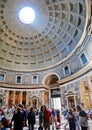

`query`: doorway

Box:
[51,97,61,110]
[32,99,37,108]
[68,97,75,108]
[30,96,39,109]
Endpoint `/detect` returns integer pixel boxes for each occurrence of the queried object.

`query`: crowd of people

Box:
[0,104,61,130]
[0,104,92,130]
[64,105,92,130]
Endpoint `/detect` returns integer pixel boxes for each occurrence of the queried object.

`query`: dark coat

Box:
[39,111,44,126]
[28,111,36,125]
[12,111,24,130]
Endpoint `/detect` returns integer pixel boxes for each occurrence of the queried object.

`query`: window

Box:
[16,76,21,83]
[32,75,38,84]
[0,73,5,82]
[64,65,70,76]
[80,53,88,65]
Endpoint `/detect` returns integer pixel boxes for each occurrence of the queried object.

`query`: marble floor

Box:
[23,115,92,130]
[23,115,69,130]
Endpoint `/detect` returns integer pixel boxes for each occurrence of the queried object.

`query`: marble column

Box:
[74,95,77,107]
[26,91,28,105]
[20,91,23,104]
[42,91,44,105]
[13,91,15,105]
[66,96,69,108]
[5,90,9,105]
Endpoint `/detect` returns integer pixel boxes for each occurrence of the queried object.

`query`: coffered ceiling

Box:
[0,0,90,71]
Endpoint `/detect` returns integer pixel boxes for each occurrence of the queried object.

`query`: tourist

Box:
[56,109,61,128]
[28,107,36,130]
[66,108,76,130]
[73,107,80,130]
[38,106,44,130]
[12,107,24,130]
[18,104,27,127]
[88,106,92,120]
[1,117,11,130]
[76,105,89,130]
[51,108,57,129]
[39,105,51,130]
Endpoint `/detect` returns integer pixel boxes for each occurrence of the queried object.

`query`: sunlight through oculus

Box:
[19,7,35,24]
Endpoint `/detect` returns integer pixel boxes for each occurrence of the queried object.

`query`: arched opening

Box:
[30,96,39,109]
[43,73,59,88]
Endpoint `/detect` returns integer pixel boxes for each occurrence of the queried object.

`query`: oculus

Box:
[19,7,35,24]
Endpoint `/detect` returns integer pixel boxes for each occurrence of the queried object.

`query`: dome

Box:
[0,0,90,71]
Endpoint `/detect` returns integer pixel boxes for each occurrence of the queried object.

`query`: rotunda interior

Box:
[0,0,92,110]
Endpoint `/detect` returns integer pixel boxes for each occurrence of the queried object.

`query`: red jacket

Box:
[44,109,51,123]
